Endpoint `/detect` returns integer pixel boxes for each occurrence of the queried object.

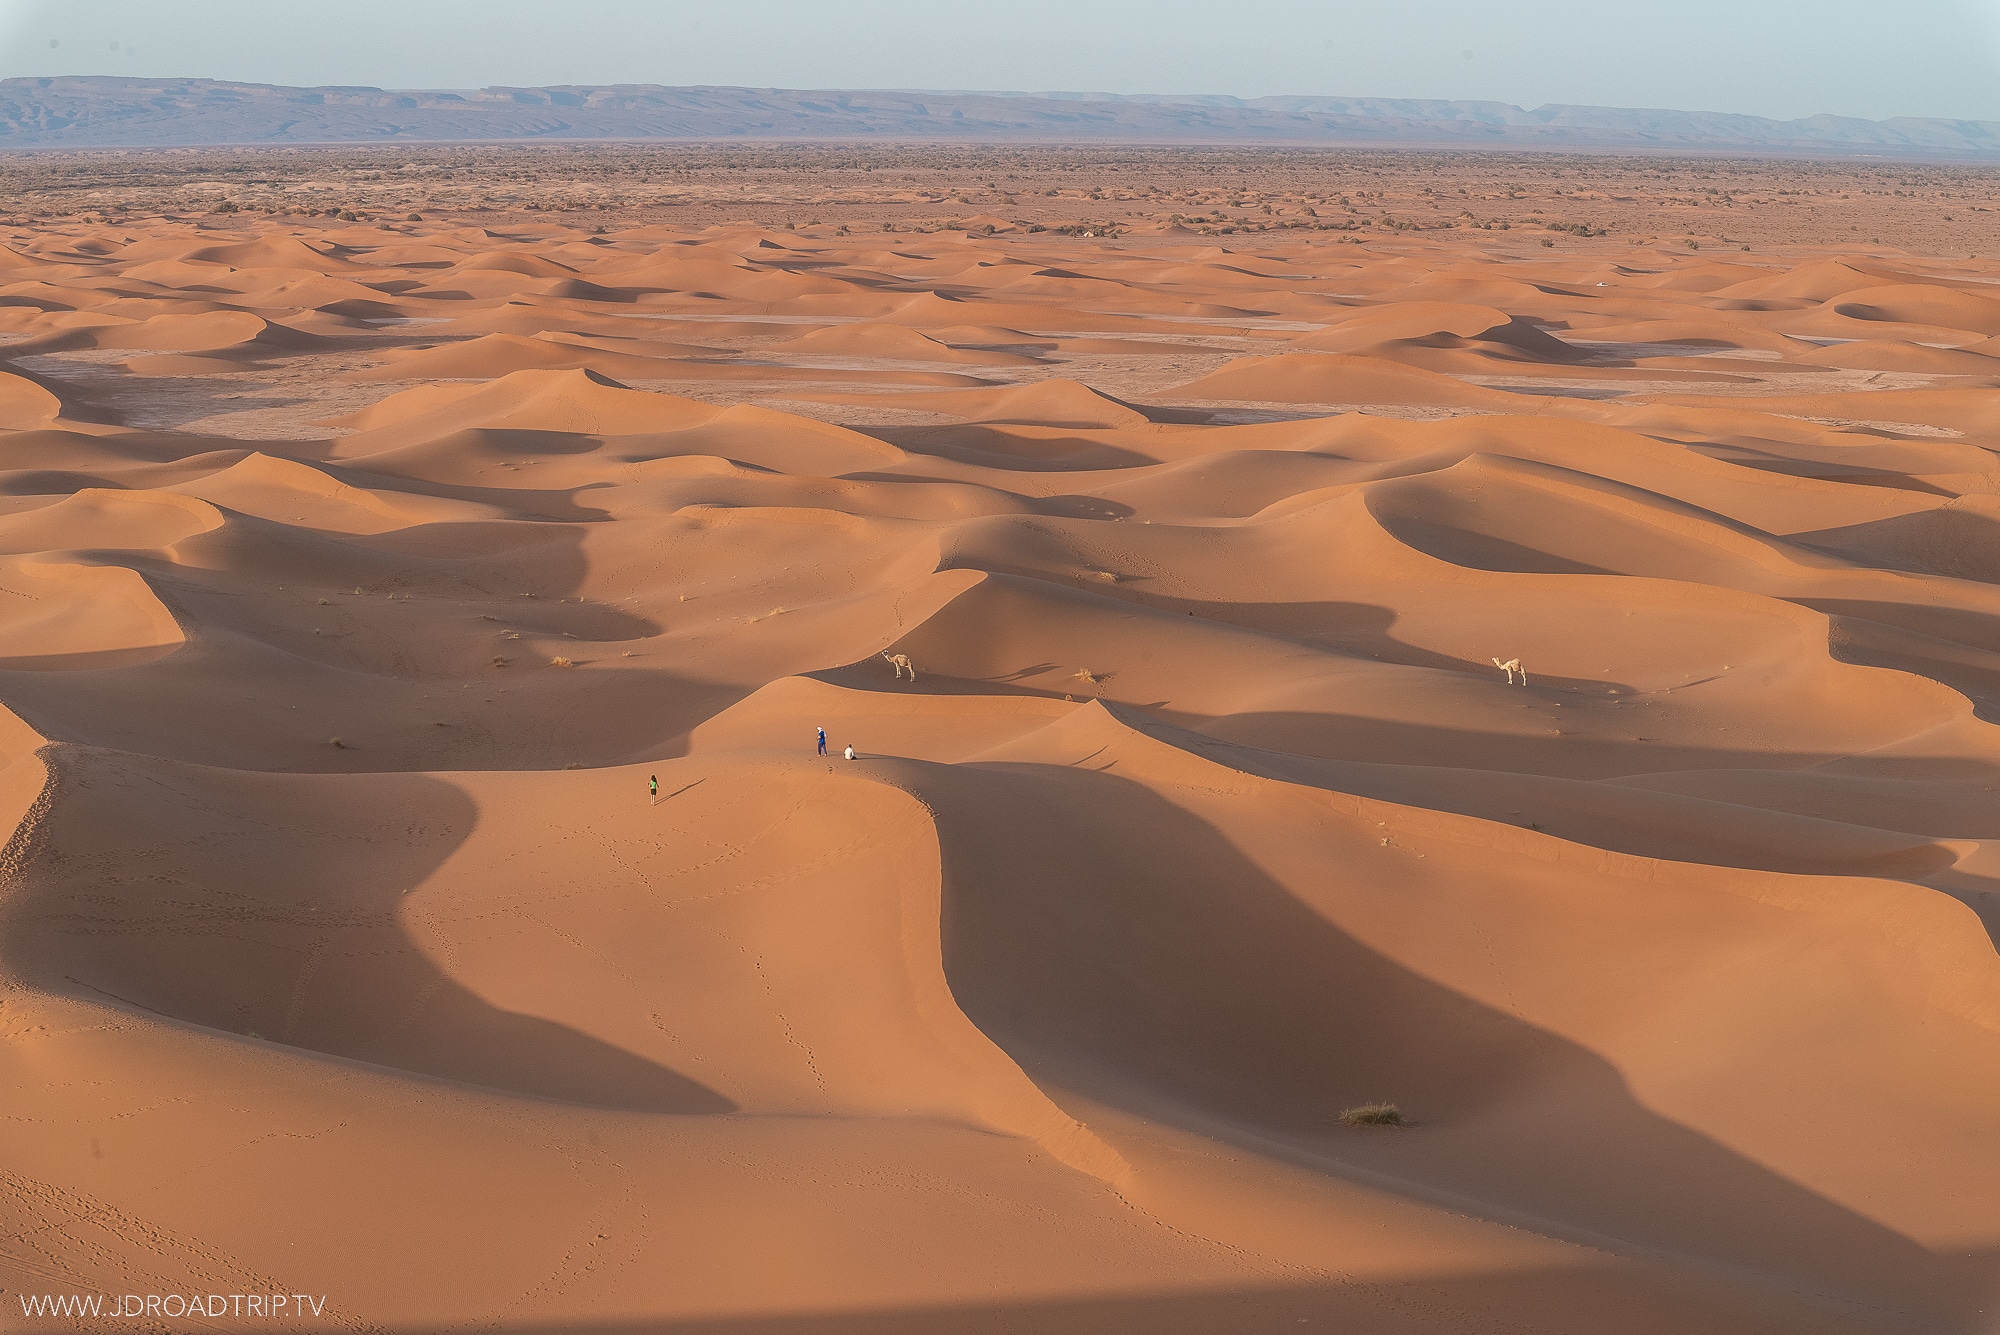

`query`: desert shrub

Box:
[1338,1103,1406,1127]
[550,656,576,668]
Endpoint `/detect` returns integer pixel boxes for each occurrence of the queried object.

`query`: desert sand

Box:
[0,172,1997,1334]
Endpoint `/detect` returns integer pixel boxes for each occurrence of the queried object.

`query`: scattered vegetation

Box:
[0,144,1968,250]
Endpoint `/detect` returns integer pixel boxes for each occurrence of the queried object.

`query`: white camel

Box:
[1492,657,1527,686]
[881,652,916,682]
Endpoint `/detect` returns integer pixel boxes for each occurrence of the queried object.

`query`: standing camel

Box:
[1492,657,1526,686]
[881,652,916,682]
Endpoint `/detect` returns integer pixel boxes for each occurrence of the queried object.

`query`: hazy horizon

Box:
[1,0,1996,125]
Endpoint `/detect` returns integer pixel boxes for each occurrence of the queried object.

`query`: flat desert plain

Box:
[1,154,1999,1334]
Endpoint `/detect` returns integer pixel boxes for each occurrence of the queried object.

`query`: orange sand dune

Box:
[1794,339,2000,375]
[1,216,1997,1335]
[760,321,1046,365]
[2,309,319,357]
[419,300,759,341]
[348,330,728,382]
[1820,283,2000,336]
[1293,300,1515,343]
[1167,351,1530,407]
[1559,317,1808,352]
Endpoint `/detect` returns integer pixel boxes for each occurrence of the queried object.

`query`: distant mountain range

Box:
[2,77,1996,158]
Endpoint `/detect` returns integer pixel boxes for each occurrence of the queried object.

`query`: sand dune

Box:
[1793,338,2000,375]
[1168,351,1529,407]
[0,214,1996,1335]
[760,321,1046,365]
[349,330,721,382]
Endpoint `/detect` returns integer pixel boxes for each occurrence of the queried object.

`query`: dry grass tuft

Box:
[550,656,577,668]
[1073,668,1102,685]
[491,656,509,667]
[328,737,346,749]
[1338,1103,1407,1128]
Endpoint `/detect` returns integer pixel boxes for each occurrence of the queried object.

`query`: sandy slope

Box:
[1,216,1998,1335]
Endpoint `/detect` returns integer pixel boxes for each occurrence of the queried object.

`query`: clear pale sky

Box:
[1,0,1996,123]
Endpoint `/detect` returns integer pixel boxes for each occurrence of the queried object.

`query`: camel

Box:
[881,651,916,682]
[1492,657,1526,686]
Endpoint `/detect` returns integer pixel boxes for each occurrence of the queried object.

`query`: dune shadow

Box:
[1115,590,1637,691]
[1031,493,1136,520]
[0,749,732,1115]
[1363,514,1620,575]
[387,1257,1994,1334]
[871,425,1162,471]
[1167,705,1927,781]
[0,514,746,773]
[918,760,1996,1328]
